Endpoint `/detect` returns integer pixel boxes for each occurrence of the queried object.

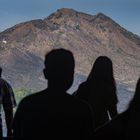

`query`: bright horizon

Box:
[0,0,140,36]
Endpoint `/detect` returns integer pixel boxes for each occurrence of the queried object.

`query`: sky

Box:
[0,0,140,36]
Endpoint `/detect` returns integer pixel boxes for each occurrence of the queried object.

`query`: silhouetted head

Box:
[44,49,75,92]
[86,56,116,96]
[0,67,2,77]
[87,56,114,82]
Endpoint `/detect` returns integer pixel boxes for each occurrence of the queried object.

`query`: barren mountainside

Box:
[0,8,140,90]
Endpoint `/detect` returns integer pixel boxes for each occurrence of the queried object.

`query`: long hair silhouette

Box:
[74,56,118,128]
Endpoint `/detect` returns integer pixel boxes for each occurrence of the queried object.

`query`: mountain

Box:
[0,8,140,91]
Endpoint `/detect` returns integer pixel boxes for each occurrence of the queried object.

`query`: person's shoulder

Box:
[70,93,91,110]
[0,78,11,87]
[66,93,87,103]
[19,89,47,106]
[73,81,87,94]
[79,81,88,88]
[0,78,7,84]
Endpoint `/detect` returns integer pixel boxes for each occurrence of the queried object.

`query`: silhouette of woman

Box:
[74,56,118,128]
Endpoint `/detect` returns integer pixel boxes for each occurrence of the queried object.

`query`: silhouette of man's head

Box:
[0,67,2,77]
[44,49,75,92]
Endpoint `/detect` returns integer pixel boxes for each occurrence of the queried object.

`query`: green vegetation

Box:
[13,89,35,114]
[14,88,35,105]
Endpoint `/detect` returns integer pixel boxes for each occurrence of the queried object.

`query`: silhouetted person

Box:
[13,49,94,140]
[74,56,118,128]
[123,77,140,139]
[94,77,140,140]
[0,67,16,140]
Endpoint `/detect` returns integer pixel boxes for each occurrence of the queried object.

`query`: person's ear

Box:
[43,68,48,79]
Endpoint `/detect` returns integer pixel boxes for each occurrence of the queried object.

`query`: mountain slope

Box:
[0,8,140,90]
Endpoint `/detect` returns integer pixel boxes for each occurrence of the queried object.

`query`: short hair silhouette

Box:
[44,49,75,91]
[13,48,93,140]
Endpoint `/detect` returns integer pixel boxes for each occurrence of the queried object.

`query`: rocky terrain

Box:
[0,8,140,91]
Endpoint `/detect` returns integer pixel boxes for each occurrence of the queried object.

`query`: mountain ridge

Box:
[0,8,140,90]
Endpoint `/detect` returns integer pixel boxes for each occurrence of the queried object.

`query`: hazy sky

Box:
[0,0,140,36]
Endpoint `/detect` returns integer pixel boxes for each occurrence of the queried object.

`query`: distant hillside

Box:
[0,8,140,90]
